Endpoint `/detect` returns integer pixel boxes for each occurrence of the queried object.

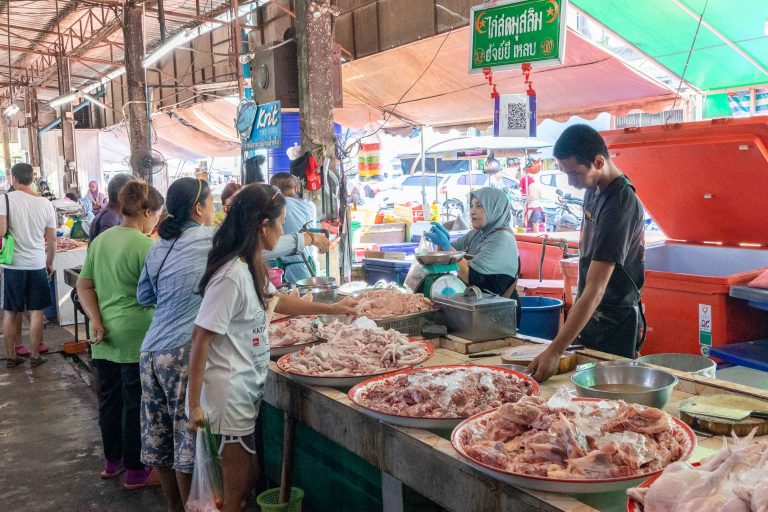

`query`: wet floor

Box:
[0,354,165,512]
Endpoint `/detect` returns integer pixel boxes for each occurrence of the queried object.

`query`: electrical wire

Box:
[666,0,709,123]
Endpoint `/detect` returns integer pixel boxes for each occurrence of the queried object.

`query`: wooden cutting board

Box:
[501,345,577,375]
[678,394,768,437]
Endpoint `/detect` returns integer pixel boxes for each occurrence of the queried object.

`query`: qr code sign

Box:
[507,102,528,131]
[499,94,529,137]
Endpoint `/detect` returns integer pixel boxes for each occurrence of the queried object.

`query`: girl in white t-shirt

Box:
[187,183,355,512]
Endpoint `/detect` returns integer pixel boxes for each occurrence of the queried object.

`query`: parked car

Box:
[535,170,584,199]
[374,173,452,209]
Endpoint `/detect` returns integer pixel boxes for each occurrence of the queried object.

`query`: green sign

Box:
[469,0,566,74]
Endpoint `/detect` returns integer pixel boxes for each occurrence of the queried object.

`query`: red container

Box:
[560,256,579,310]
[516,279,565,301]
[602,119,768,356]
[516,233,579,280]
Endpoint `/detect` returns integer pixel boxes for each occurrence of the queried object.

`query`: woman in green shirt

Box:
[76,180,164,490]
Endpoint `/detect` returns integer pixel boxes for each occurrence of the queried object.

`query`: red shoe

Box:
[123,467,161,490]
[15,345,29,357]
[38,342,49,354]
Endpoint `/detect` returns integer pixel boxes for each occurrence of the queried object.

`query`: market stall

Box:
[52,244,87,326]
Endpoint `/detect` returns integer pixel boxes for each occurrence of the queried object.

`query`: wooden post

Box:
[56,54,78,194]
[123,0,151,183]
[25,86,40,169]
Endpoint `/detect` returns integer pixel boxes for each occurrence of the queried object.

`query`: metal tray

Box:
[451,398,697,494]
[348,365,538,429]
[270,340,322,358]
[276,341,436,389]
[415,251,465,265]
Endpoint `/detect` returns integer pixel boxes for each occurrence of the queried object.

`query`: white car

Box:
[535,170,584,199]
[374,173,452,208]
[442,172,519,210]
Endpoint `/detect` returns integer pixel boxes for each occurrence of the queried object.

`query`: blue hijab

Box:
[453,187,519,277]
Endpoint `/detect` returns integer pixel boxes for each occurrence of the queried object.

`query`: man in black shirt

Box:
[529,125,645,381]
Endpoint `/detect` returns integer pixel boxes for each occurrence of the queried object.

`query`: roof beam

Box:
[670,0,768,79]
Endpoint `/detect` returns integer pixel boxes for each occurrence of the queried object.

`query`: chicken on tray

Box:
[349,289,433,319]
[353,366,537,419]
[279,322,431,377]
[628,430,768,512]
[269,316,318,348]
[455,389,692,481]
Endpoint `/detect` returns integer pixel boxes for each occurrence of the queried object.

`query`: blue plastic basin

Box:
[517,296,563,340]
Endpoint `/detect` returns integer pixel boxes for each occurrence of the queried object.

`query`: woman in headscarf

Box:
[87,180,108,215]
[425,187,520,297]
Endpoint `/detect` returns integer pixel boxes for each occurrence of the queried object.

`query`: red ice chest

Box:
[602,119,768,356]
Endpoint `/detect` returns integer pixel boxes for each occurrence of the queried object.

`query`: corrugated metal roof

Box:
[2,0,234,98]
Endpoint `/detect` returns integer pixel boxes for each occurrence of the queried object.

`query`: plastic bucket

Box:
[517,296,564,340]
[256,487,304,512]
[268,268,284,289]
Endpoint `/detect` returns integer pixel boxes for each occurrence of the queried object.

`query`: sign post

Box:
[469,0,566,74]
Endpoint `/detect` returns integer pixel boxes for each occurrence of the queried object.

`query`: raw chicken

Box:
[269,317,318,348]
[459,389,688,481]
[349,290,433,319]
[355,367,534,418]
[628,429,768,512]
[281,322,430,377]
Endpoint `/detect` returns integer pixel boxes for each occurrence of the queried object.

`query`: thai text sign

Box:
[243,100,282,150]
[469,0,566,74]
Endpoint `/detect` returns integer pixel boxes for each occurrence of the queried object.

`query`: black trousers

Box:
[93,359,143,470]
[576,303,642,359]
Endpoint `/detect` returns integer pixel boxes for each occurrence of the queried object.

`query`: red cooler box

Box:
[603,119,768,356]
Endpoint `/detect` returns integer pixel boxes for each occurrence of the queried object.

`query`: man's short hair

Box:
[553,124,610,167]
[107,173,134,204]
[270,172,300,194]
[11,163,34,185]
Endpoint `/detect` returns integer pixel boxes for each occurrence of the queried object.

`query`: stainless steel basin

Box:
[637,353,716,379]
[571,364,678,409]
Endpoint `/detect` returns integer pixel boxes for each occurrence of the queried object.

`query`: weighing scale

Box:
[414,251,467,299]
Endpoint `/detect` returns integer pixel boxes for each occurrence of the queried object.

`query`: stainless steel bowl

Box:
[571,364,678,409]
[415,251,466,265]
[637,353,716,379]
[296,277,338,304]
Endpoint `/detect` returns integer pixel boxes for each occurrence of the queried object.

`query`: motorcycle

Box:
[546,189,583,232]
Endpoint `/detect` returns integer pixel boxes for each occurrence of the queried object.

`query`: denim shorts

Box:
[139,344,195,473]
[1,268,52,312]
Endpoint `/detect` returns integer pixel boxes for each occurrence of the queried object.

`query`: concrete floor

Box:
[0,353,166,512]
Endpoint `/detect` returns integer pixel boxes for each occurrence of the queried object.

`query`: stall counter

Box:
[265,340,766,512]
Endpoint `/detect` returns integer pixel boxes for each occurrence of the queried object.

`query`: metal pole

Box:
[420,127,426,207]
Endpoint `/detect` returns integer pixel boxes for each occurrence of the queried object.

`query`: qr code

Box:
[507,102,528,131]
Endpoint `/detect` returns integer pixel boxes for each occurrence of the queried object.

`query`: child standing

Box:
[187,184,354,511]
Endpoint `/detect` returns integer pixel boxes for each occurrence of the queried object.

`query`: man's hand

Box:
[527,346,562,382]
[331,297,357,316]
[306,233,330,254]
[89,322,106,345]
[46,264,54,278]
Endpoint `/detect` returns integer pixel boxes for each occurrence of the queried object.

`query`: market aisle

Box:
[0,354,165,512]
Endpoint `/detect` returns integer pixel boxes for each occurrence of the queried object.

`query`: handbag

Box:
[0,193,14,265]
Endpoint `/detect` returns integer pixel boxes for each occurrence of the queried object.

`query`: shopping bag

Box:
[0,194,14,265]
[404,237,434,291]
[185,423,224,512]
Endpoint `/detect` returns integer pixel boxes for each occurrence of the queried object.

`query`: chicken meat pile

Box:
[349,290,433,319]
[355,367,535,418]
[269,317,318,348]
[281,322,430,377]
[458,389,688,480]
[628,430,768,512]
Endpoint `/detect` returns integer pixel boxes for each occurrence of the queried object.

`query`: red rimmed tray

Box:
[626,462,702,511]
[451,398,697,494]
[276,340,435,388]
[347,364,539,429]
[269,316,322,357]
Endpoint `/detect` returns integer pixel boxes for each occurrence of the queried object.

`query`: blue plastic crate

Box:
[363,258,412,286]
[378,243,419,256]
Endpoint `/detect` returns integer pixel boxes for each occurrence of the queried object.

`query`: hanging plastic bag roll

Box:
[405,237,435,291]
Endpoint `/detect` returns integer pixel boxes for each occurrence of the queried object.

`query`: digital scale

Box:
[414,252,467,299]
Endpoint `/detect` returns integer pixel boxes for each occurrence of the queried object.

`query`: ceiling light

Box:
[49,92,79,108]
[3,104,19,117]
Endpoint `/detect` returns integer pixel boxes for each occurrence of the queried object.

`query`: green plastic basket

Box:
[256,487,304,512]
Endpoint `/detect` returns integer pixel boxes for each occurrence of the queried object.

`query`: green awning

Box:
[571,0,768,91]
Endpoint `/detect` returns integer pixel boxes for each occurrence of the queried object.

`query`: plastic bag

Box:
[405,237,434,291]
[186,425,224,512]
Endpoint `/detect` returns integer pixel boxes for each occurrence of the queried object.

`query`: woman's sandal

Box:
[6,356,25,368]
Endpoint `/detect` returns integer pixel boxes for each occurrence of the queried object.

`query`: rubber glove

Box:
[425,225,451,250]
[431,221,450,238]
